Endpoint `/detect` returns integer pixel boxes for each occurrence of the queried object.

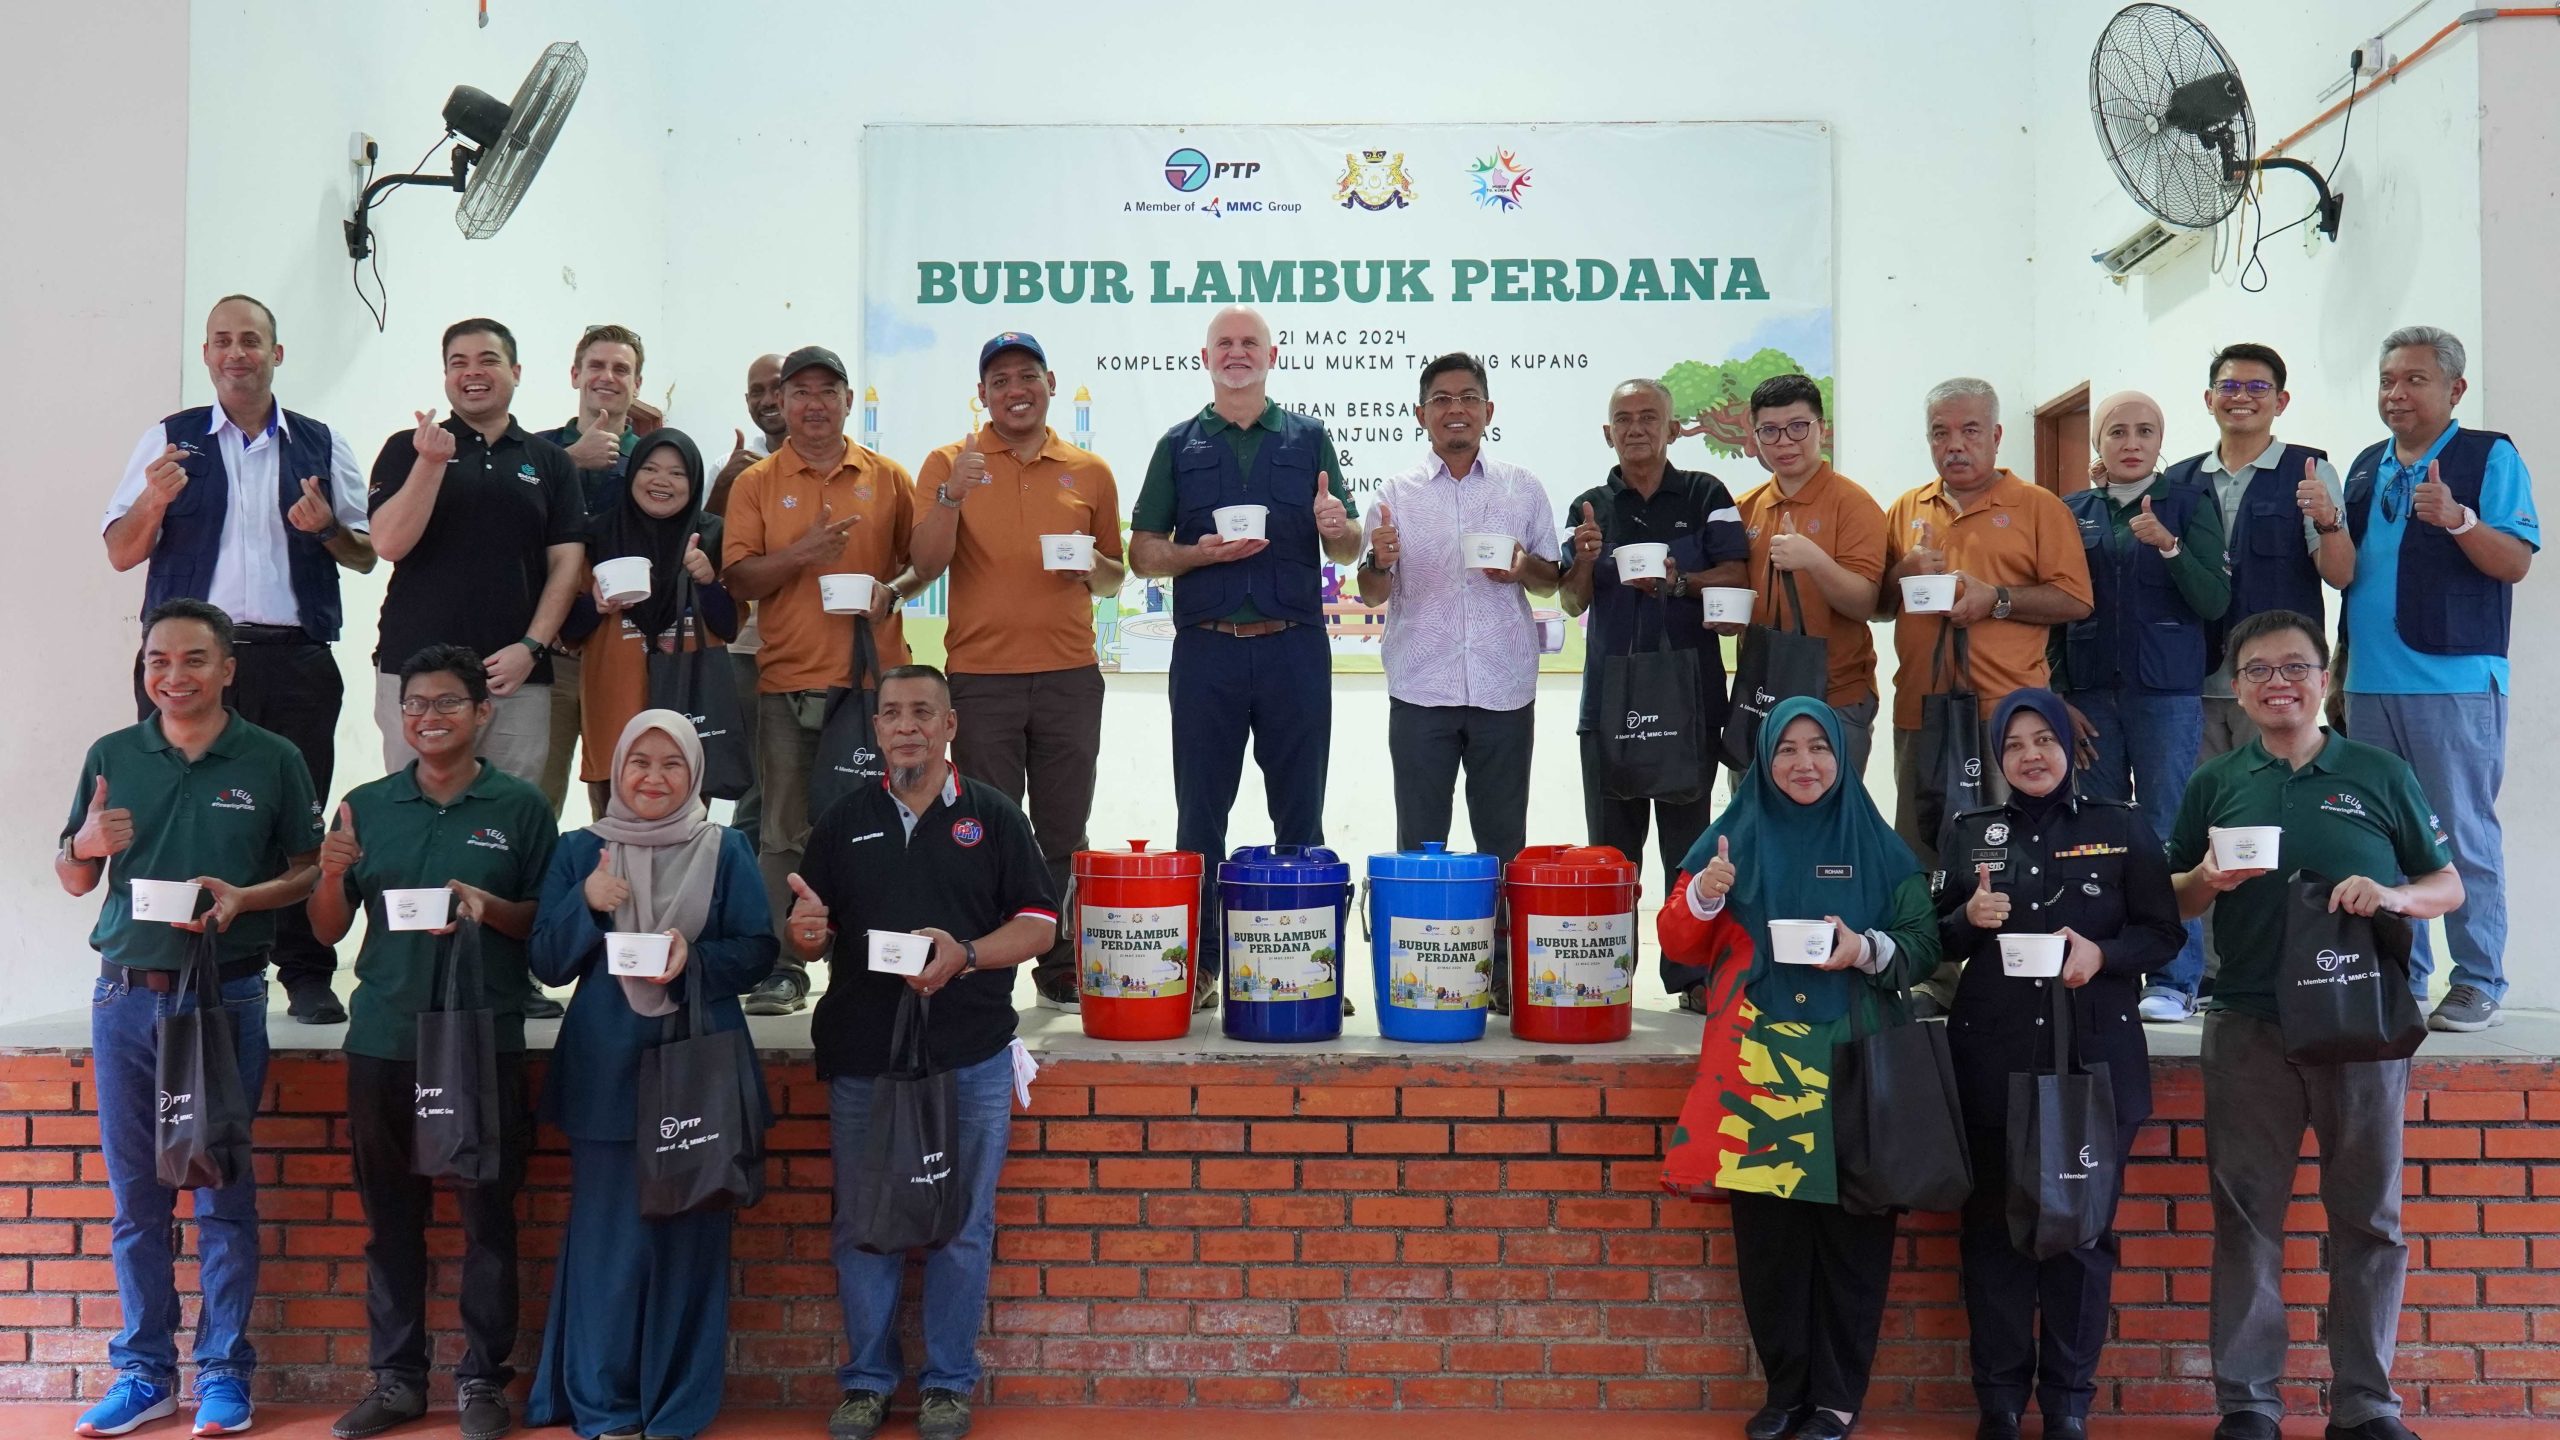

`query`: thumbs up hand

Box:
[949,429,990,496]
[319,802,363,878]
[2128,494,2178,552]
[785,872,833,958]
[1767,507,1819,573]
[1964,861,2012,929]
[1691,834,1738,906]
[583,845,632,915]
[74,776,133,862]
[288,475,338,535]
[1313,476,1351,540]
[2295,456,2339,529]
[1571,500,1604,562]
[1368,501,1400,568]
[2411,460,2465,529]
[681,531,715,584]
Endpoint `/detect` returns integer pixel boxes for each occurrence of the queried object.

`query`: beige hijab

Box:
[588,709,723,1017]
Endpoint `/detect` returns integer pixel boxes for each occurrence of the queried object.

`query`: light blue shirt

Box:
[2343,422,2539,695]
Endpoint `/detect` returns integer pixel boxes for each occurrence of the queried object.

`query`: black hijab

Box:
[1991,687,2077,823]
[586,427,709,640]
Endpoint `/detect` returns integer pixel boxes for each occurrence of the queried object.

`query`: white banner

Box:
[859,122,1834,672]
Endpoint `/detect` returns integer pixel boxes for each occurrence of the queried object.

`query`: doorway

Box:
[2034,382,2091,496]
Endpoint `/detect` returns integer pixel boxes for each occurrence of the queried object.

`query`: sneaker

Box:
[1192,978,1222,1013]
[330,1378,425,1438]
[1676,986,1711,1016]
[75,1375,177,1436]
[2325,1416,2422,1440]
[285,981,347,1025]
[1032,970,1080,1013]
[2138,988,2194,1023]
[916,1388,974,1440]
[456,1380,510,1440]
[828,1389,888,1440]
[2212,1413,2281,1440]
[520,990,565,1021]
[189,1373,252,1436]
[2428,983,2502,1032]
[743,970,808,1017]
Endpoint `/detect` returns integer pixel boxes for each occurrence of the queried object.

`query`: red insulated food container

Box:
[1505,844,1641,1044]
[1073,840,1202,1041]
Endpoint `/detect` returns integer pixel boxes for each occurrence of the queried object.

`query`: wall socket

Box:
[350,131,378,170]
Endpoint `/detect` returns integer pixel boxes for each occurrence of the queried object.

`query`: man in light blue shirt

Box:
[2340,326,2538,1031]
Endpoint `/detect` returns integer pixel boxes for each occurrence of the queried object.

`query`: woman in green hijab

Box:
[1658,696,1938,1440]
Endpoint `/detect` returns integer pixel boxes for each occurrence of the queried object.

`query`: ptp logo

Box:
[1165,148,1261,192]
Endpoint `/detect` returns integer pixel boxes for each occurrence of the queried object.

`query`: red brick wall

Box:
[0,1050,2552,1416]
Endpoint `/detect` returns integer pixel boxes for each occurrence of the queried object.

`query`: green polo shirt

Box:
[1132,400,1355,624]
[2166,729,2451,1023]
[336,760,557,1062]
[64,712,321,971]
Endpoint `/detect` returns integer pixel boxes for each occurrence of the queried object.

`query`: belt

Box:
[1192,619,1293,638]
[100,956,267,993]
[232,624,317,645]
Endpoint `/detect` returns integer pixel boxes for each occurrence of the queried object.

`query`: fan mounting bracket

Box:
[343,143,478,261]
[2237,155,2346,242]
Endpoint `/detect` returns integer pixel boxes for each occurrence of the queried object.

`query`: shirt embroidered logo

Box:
[210,789,258,812]
[466,827,510,851]
[952,818,985,847]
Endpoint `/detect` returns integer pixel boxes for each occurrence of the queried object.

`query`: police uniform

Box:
[1933,793,2184,1424]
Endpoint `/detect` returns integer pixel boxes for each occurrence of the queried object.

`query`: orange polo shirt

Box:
[723,436,916,693]
[1735,464,1888,708]
[1881,468,2092,730]
[916,426,1123,676]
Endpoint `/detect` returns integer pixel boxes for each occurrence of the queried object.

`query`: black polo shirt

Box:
[1570,464,1749,732]
[369,416,584,681]
[803,770,1059,1079]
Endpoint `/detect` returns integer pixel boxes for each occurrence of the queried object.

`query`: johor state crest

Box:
[1336,150,1414,211]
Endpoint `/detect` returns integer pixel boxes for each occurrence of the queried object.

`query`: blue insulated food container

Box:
[1217,845,1352,1043]
[1365,842,1502,1043]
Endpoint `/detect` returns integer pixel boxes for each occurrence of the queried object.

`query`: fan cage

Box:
[2088,3,2252,229]
[457,40,589,240]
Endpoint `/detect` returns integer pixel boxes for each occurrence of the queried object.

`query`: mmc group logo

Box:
[1164,147,1262,192]
[1469,149,1533,209]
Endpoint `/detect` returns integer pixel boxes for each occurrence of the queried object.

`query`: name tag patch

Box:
[1815,864,1854,880]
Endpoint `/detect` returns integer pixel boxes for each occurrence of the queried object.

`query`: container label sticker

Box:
[1523,911,1634,1008]
[1386,915,1495,1011]
[1225,906,1340,1002]
[1079,904,1191,1000]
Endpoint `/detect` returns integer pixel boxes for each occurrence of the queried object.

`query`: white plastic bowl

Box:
[1766,918,1834,965]
[384,888,452,932]
[2210,825,2282,872]
[592,556,652,607]
[1213,504,1269,541]
[1699,587,1756,624]
[1040,533,1097,571]
[128,879,202,925]
[607,931,674,978]
[1614,542,1670,582]
[819,573,879,615]
[1462,532,1514,568]
[1900,574,1958,613]
[1999,932,2066,978]
[868,929,934,976]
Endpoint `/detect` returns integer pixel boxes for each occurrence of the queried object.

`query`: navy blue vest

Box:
[1166,408,1327,628]
[144,406,344,642]
[2059,479,2211,693]
[2344,428,2512,657]
[2165,444,2329,675]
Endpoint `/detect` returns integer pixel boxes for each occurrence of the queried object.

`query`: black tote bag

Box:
[634,957,767,1219]
[2005,981,2121,1260]
[1913,620,1989,853]
[809,615,885,827]
[645,571,753,801]
[1832,990,1974,1216]
[843,991,966,1255]
[153,924,254,1191]
[1720,566,1831,771]
[412,918,505,1186]
[1597,595,1708,805]
[2276,870,2425,1066]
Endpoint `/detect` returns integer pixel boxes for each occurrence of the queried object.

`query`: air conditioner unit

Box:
[2092,218,2206,283]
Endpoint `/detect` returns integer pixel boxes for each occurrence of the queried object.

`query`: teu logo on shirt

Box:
[210,788,258,813]
[466,828,510,851]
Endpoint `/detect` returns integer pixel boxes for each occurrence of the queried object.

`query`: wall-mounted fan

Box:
[345,40,588,260]
[2090,5,2342,239]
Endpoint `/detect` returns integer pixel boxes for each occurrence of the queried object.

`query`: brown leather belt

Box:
[1192,619,1293,638]
[100,957,267,993]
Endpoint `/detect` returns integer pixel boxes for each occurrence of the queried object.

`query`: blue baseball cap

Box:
[978,331,1048,376]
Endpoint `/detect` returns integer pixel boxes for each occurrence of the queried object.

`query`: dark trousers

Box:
[726,650,763,854]
[952,665,1106,985]
[1579,729,1713,990]
[1390,698,1532,1003]
[1958,1122,2143,1419]
[346,1053,530,1386]
[137,634,342,988]
[1729,1191,1899,1415]
[1171,623,1330,978]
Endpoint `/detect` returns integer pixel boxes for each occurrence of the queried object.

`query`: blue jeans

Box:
[91,969,270,1384]
[2066,689,2207,997]
[828,1048,1014,1395]
[1170,623,1332,980]
[2348,691,2508,1000]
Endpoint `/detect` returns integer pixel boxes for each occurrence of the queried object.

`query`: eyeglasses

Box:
[1423,390,1487,410]
[2235,661,2324,685]
[1753,419,1816,444]
[2380,463,2413,524]
[398,695,476,716]
[2211,379,2277,397]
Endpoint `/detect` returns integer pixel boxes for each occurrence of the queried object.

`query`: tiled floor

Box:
[16,1407,2560,1438]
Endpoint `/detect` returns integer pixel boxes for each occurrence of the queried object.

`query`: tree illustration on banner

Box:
[1661,349,1836,458]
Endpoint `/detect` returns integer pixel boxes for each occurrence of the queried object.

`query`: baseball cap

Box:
[780,344,849,385]
[978,331,1047,376]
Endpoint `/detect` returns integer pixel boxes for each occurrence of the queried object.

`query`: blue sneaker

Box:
[74,1374,177,1436]
[190,1373,253,1436]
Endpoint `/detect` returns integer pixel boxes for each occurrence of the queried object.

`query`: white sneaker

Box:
[2137,990,2193,1023]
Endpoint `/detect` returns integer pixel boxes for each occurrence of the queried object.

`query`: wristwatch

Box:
[1991,585,2014,621]
[935,481,965,509]
[961,940,979,973]
[1668,570,1691,599]
[2448,506,2479,536]
[2312,517,2344,535]
[519,634,550,659]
